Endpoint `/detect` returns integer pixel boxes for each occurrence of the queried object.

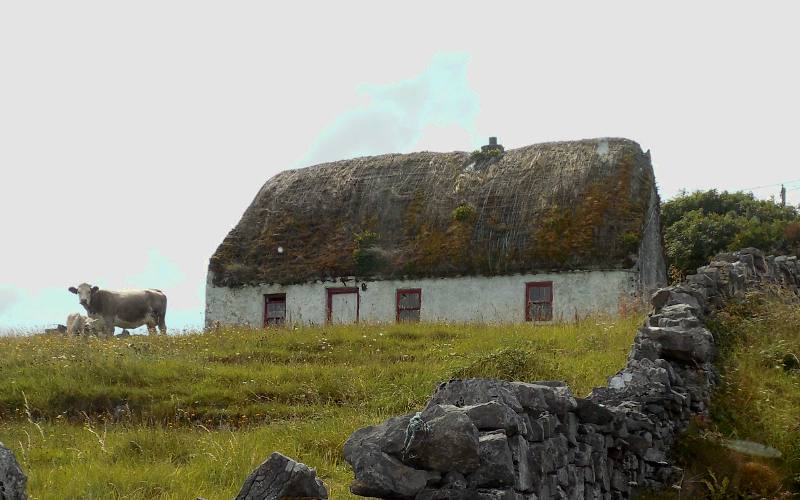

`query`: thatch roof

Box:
[210,138,658,287]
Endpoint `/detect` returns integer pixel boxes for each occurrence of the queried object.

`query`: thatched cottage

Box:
[205,137,666,327]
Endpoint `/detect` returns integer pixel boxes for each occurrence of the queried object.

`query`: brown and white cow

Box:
[68,283,167,336]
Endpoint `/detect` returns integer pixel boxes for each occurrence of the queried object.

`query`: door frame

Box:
[326,287,360,323]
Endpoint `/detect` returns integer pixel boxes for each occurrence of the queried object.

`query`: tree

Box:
[662,190,800,277]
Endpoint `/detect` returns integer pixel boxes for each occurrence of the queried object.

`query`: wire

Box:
[737,178,800,192]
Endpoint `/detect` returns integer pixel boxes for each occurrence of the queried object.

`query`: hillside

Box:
[0,319,640,499]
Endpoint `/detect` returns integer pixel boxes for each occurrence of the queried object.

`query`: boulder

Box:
[508,434,533,492]
[423,401,522,436]
[467,432,515,489]
[348,447,427,499]
[442,471,467,489]
[0,442,26,500]
[344,413,413,457]
[509,382,576,418]
[426,379,523,413]
[575,399,615,426]
[234,452,328,500]
[638,325,714,364]
[405,410,481,474]
[463,401,522,435]
[651,286,705,313]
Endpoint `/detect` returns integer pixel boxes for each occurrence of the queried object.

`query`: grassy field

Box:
[0,317,641,500]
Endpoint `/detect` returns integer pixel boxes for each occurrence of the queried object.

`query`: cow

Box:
[65,313,108,337]
[68,283,167,336]
[66,313,87,336]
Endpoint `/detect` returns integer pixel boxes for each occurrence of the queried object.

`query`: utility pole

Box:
[781,184,787,207]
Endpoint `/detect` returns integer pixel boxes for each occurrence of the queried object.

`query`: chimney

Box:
[481,136,504,154]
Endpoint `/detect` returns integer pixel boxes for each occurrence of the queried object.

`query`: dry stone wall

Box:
[344,248,800,499]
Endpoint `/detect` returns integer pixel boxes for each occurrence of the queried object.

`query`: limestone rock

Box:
[467,432,515,489]
[639,325,714,364]
[426,379,523,413]
[347,448,427,499]
[343,413,412,457]
[509,382,576,419]
[508,434,533,492]
[575,399,615,426]
[405,410,481,474]
[650,287,703,314]
[235,452,327,500]
[0,442,26,500]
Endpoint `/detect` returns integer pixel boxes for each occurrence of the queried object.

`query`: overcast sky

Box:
[2,2,799,332]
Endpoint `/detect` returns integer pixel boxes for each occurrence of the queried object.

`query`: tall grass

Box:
[662,292,800,498]
[0,317,641,499]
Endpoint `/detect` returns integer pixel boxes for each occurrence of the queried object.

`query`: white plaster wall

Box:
[205,270,637,327]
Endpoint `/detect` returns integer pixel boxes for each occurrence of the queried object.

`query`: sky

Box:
[1,1,799,332]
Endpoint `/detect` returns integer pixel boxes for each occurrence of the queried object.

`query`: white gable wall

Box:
[205,270,637,327]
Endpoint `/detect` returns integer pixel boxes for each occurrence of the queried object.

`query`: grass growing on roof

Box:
[0,316,642,499]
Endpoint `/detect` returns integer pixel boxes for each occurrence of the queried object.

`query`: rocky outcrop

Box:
[343,248,800,499]
[0,442,27,500]
[235,452,328,500]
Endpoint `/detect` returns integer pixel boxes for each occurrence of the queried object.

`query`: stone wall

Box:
[343,248,800,499]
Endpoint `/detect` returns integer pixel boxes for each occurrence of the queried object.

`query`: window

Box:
[264,294,286,326]
[396,288,422,322]
[525,282,553,321]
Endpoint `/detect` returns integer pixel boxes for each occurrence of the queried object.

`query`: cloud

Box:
[0,287,21,315]
[125,249,185,290]
[299,52,480,166]
[0,286,77,332]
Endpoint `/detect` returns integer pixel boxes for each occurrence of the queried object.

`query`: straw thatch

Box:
[210,138,658,287]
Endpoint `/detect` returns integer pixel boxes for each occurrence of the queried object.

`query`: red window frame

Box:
[396,288,422,323]
[525,281,553,322]
[326,287,360,323]
[263,293,287,327]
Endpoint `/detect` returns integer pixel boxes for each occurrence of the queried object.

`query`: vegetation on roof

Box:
[209,138,658,287]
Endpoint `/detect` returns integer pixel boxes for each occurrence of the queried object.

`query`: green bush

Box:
[662,190,800,275]
[469,148,502,162]
[452,203,477,223]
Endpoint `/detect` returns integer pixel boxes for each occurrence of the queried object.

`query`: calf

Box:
[65,313,109,337]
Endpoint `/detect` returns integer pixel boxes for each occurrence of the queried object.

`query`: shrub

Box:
[662,190,800,275]
[452,203,477,223]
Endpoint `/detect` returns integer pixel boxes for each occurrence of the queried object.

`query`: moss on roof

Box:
[209,138,657,287]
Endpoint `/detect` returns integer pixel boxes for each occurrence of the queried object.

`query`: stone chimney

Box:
[480,136,504,153]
